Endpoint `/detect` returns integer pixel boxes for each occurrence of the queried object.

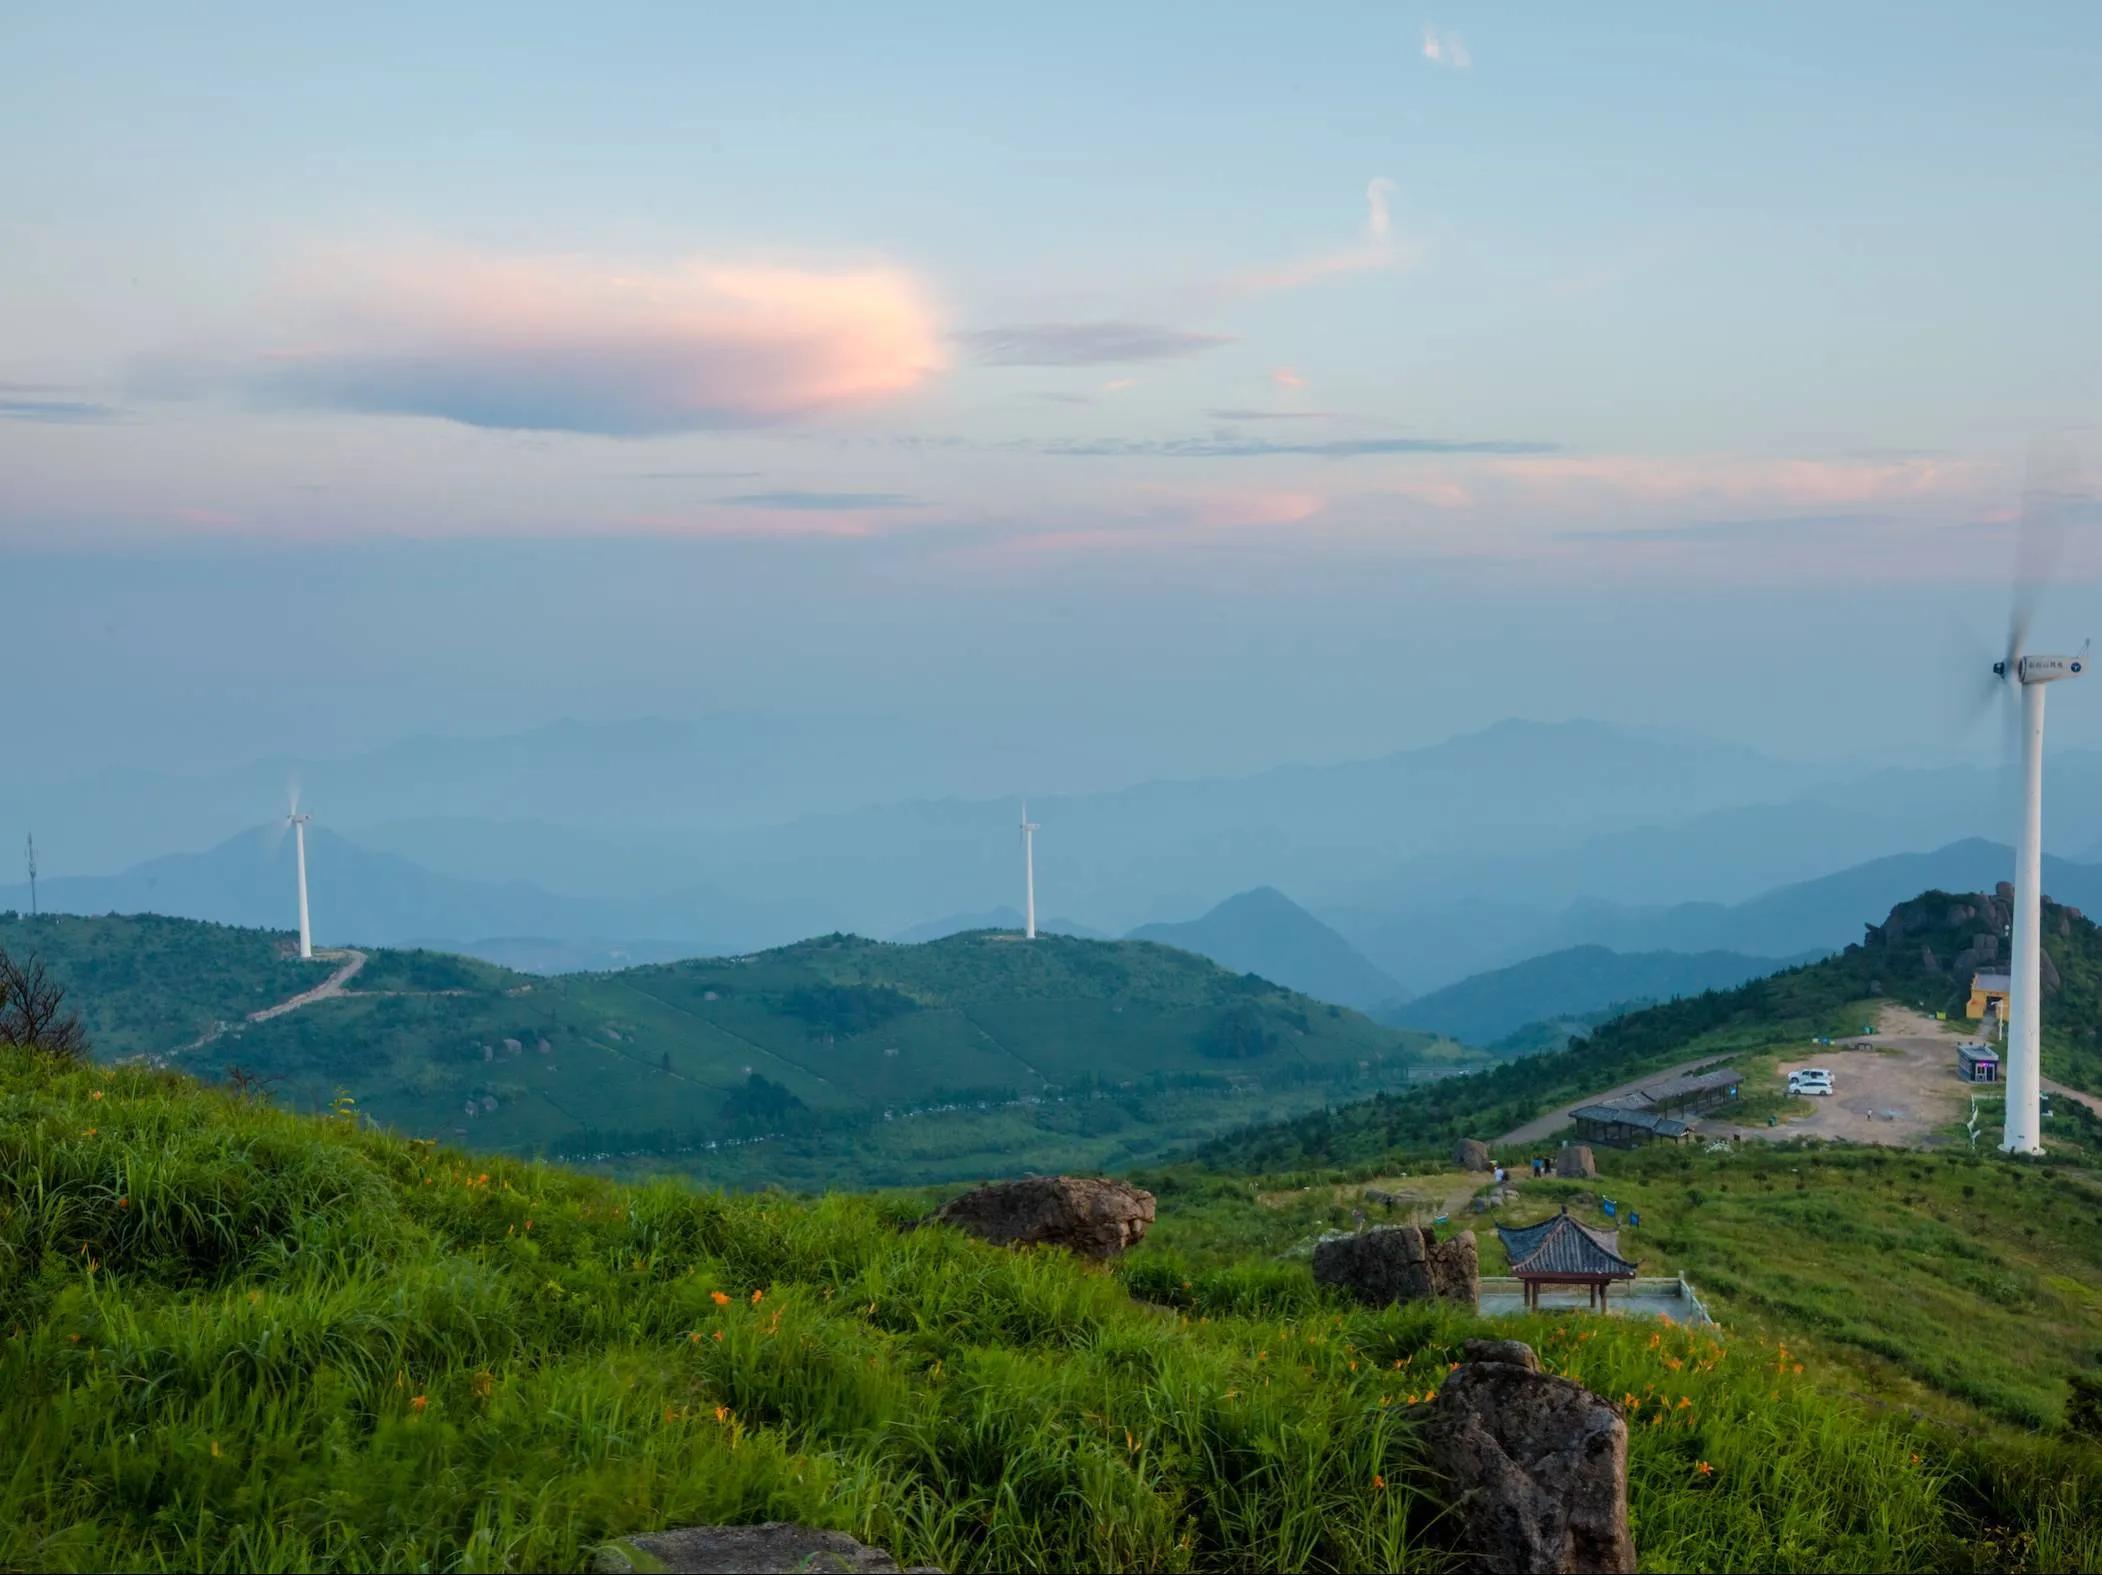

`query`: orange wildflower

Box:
[750,1289,764,1304]
[409,1395,428,1412]
[116,1197,128,1209]
[710,1291,731,1306]
[1694,1460,1714,1477]
[89,1090,103,1101]
[1373,1474,1386,1491]
[713,1330,724,1341]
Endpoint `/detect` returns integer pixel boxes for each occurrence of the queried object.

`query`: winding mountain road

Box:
[173,948,368,1056]
[248,948,367,1022]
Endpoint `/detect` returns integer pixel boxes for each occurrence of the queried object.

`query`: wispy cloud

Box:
[144,249,945,437]
[1044,434,1557,459]
[0,387,122,424]
[1556,514,1888,544]
[1205,408,1337,422]
[631,469,765,481]
[719,490,923,511]
[957,322,1231,366]
[1422,25,1471,69]
[1271,367,1309,392]
[1231,178,1417,295]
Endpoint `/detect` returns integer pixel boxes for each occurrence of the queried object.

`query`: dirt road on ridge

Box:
[172,948,368,1056]
[248,948,367,1022]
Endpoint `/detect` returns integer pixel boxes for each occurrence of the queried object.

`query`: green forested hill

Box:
[1192,888,2102,1173]
[0,914,1465,1186]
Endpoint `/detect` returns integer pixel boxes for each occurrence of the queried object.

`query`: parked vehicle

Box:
[1788,1069,1834,1097]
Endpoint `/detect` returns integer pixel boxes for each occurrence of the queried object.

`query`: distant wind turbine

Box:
[1019,801,1040,940]
[285,785,314,961]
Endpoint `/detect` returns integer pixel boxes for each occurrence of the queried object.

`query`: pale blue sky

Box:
[3,3,2099,777]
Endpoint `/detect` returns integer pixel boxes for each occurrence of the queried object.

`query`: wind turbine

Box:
[1985,453,2089,1155]
[1019,800,1039,940]
[285,787,314,961]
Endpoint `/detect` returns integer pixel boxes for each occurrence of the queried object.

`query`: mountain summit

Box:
[1127,886,1403,1009]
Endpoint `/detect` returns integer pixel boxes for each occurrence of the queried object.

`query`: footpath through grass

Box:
[2,1048,2094,1572]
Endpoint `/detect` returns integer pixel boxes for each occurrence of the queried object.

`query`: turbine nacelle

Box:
[1994,650,2088,685]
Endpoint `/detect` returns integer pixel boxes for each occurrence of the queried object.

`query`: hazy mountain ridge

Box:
[1127,886,1403,1009]
[1386,943,1822,1046]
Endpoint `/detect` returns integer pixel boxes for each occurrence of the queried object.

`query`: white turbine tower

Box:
[1992,638,2086,1153]
[286,789,314,961]
[1985,449,2089,1155]
[1019,800,1039,940]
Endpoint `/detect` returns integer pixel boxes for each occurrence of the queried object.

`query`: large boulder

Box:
[929,1176,1155,1260]
[1425,1341,1635,1574]
[1454,1138,1493,1172]
[1554,1145,1597,1179]
[593,1524,933,1573]
[1312,1225,1478,1308]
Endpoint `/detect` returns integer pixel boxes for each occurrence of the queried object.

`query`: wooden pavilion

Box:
[1496,1207,1639,1311]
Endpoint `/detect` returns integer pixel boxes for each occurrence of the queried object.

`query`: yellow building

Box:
[1966,971,2011,1022]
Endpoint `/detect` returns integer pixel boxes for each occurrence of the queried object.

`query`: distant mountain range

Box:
[1385,943,1822,1047]
[11,717,1865,938]
[1325,837,2102,992]
[17,716,2102,1004]
[1128,887,1402,1010]
[0,824,803,959]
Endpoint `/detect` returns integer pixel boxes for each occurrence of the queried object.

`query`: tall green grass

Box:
[1,1049,2088,1572]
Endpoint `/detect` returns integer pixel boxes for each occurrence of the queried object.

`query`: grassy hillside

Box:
[8,1047,2098,1572]
[1385,944,1817,1047]
[1195,888,2102,1173]
[1,915,1467,1188]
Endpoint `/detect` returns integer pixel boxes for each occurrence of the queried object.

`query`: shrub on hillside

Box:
[0,946,88,1061]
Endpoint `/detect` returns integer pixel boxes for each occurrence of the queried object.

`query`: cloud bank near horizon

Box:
[144,250,947,437]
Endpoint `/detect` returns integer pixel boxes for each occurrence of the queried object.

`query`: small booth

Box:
[1957,1042,2001,1084]
[1967,972,2011,1024]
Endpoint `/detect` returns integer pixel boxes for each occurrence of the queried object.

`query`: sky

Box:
[5,2,2101,783]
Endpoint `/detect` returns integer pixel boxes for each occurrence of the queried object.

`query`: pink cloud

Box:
[1271,367,1308,392]
[172,248,945,436]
